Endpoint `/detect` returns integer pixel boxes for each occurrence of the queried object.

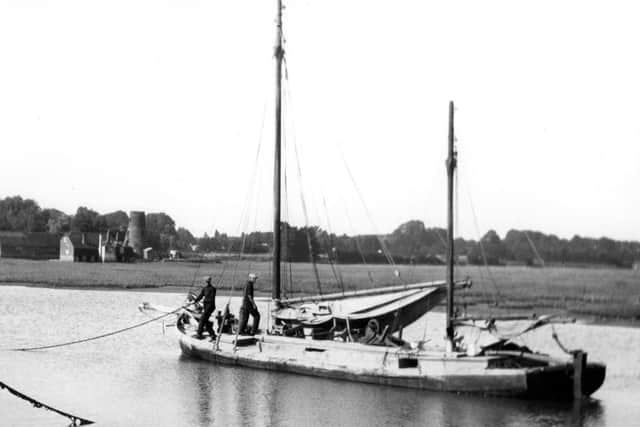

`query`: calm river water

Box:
[1,285,639,426]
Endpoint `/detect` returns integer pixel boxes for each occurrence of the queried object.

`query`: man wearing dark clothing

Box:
[194,276,216,339]
[238,273,260,335]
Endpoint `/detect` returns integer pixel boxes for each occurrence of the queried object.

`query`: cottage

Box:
[60,232,100,262]
[0,231,60,260]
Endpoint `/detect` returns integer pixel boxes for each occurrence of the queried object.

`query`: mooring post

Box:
[573,350,585,400]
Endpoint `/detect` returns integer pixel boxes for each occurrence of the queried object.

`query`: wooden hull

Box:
[177,329,605,399]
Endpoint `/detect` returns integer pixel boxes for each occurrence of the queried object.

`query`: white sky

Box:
[1,0,638,241]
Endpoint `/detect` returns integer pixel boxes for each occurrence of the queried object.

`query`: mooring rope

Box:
[7,304,190,352]
[0,380,94,425]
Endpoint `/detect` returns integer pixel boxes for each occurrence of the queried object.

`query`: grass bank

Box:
[1,258,639,324]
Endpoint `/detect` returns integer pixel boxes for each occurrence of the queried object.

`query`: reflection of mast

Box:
[272,0,284,301]
[445,101,456,349]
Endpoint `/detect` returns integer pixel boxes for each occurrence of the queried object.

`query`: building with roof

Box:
[101,230,134,263]
[0,231,60,260]
[60,232,100,262]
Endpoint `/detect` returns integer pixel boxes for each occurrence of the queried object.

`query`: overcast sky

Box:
[1,0,638,241]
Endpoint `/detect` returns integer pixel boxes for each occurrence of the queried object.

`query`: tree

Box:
[469,230,505,265]
[387,220,429,258]
[145,212,177,253]
[175,227,196,251]
[72,207,102,232]
[0,196,46,231]
[102,210,129,232]
[41,208,70,233]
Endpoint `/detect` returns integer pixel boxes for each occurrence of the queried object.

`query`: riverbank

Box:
[1,258,639,326]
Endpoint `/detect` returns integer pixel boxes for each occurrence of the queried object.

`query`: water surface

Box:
[1,286,638,426]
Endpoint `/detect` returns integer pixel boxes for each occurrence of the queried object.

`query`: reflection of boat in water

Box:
[153,0,606,399]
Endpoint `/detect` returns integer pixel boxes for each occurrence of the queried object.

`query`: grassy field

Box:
[1,258,639,323]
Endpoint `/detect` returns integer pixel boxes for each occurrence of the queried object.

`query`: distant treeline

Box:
[198,220,640,268]
[2,196,639,267]
[0,196,196,255]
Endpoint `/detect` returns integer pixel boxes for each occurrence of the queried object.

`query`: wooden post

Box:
[573,350,585,399]
[346,316,354,342]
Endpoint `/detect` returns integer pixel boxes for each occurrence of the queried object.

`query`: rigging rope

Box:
[322,196,345,293]
[213,117,271,344]
[342,203,375,286]
[338,146,398,271]
[0,380,94,426]
[551,325,574,355]
[214,93,269,299]
[460,170,502,308]
[282,60,323,295]
[523,231,545,267]
[283,57,345,294]
[282,120,291,298]
[7,304,191,352]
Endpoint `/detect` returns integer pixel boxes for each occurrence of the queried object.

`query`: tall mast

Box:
[445,100,457,349]
[272,0,284,301]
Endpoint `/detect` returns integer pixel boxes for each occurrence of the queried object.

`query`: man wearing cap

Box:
[238,273,260,335]
[194,276,216,339]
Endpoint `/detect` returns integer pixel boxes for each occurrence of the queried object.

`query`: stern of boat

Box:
[525,359,606,400]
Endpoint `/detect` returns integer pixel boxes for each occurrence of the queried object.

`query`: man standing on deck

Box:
[194,276,216,339]
[239,273,260,335]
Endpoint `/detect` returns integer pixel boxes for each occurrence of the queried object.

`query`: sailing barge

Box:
[173,0,605,399]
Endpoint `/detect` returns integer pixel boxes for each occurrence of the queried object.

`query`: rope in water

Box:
[0,380,94,425]
[8,304,190,352]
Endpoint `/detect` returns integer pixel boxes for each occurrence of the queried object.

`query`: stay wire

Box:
[460,169,501,310]
[342,200,375,286]
[523,231,545,267]
[217,94,268,309]
[521,230,559,311]
[282,61,323,295]
[284,56,342,293]
[283,136,291,298]
[337,144,398,272]
[186,99,267,296]
[322,195,345,293]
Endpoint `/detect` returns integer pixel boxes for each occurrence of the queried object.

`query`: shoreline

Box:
[3,281,638,329]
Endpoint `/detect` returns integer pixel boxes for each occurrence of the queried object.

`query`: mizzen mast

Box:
[272,0,284,301]
[445,100,457,349]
